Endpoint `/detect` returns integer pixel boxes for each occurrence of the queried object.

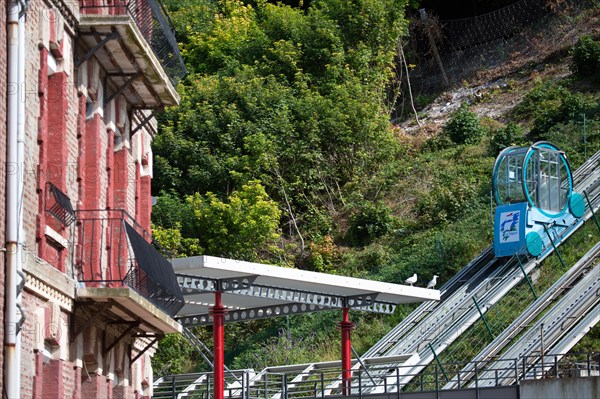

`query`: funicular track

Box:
[154,151,600,399]
[444,241,600,389]
[351,149,600,393]
[471,245,600,387]
[306,149,600,396]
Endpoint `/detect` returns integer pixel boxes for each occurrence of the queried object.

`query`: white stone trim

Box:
[44,225,68,248]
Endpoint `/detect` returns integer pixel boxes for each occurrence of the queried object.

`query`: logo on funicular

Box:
[499,211,520,242]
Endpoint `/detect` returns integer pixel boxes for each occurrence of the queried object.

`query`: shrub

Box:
[307,235,341,273]
[570,35,600,77]
[489,122,525,155]
[416,180,477,228]
[443,104,485,145]
[347,202,393,246]
[515,82,598,140]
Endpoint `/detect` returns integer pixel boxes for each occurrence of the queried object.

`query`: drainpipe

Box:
[6,1,24,398]
[15,1,26,397]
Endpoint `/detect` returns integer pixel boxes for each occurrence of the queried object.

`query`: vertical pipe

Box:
[340,307,353,395]
[15,2,26,397]
[211,291,226,399]
[6,1,21,398]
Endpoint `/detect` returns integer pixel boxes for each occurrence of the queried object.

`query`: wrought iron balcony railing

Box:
[80,0,186,87]
[74,209,184,317]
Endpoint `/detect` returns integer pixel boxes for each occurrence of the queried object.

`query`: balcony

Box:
[74,209,183,334]
[78,0,186,108]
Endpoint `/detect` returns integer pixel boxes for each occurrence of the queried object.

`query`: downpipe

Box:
[5,1,25,398]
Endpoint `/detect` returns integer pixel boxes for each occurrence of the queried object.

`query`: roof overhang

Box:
[78,15,180,108]
[172,256,440,327]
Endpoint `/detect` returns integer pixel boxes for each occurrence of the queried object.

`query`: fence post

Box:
[584,191,600,232]
[358,370,362,399]
[418,9,449,86]
[264,373,268,399]
[396,368,401,399]
[474,361,479,398]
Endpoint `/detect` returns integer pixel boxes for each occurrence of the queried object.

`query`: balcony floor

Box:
[79,15,180,108]
[77,286,182,334]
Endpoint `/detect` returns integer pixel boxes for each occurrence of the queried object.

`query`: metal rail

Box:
[156,149,600,398]
[445,241,600,389]
[475,262,600,387]
[354,149,600,393]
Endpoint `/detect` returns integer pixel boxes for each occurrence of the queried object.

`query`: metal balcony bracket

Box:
[131,108,162,136]
[112,32,163,106]
[70,302,111,343]
[75,31,119,68]
[104,72,142,106]
[103,321,140,355]
[131,335,162,363]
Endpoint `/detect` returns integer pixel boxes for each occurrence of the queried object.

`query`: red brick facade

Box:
[2,0,180,397]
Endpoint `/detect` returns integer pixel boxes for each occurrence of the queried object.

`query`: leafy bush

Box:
[542,119,600,169]
[443,104,485,145]
[515,82,598,140]
[422,131,454,152]
[489,122,525,155]
[570,35,600,77]
[415,179,477,228]
[307,235,341,273]
[347,202,393,246]
[188,180,282,261]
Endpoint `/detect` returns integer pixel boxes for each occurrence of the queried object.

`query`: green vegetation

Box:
[570,35,600,78]
[151,0,600,375]
[443,104,485,145]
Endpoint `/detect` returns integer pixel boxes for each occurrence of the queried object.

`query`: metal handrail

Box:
[73,208,184,316]
[79,0,186,86]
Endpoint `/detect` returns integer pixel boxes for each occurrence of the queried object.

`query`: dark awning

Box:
[125,222,184,317]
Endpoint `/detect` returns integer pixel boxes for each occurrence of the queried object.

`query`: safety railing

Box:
[74,208,184,317]
[79,0,186,86]
[154,352,600,399]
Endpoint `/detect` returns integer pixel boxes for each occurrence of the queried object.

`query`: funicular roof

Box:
[172,255,439,327]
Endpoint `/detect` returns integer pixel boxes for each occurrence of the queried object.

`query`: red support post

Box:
[211,292,227,399]
[340,307,355,395]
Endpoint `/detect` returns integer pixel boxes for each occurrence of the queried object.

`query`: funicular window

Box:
[527,147,569,212]
[495,149,527,205]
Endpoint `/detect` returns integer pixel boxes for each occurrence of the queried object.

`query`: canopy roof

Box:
[172,256,439,327]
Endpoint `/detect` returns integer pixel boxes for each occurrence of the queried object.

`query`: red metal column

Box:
[211,291,227,399]
[340,307,355,395]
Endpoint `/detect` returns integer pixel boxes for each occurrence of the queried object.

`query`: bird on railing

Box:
[405,273,417,286]
[427,275,439,289]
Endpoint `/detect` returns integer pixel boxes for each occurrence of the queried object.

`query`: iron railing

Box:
[153,352,600,399]
[79,0,186,86]
[74,209,184,317]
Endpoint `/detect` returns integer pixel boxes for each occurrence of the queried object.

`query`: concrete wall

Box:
[520,377,600,399]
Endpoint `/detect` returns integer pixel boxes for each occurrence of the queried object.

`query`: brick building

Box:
[2,0,185,397]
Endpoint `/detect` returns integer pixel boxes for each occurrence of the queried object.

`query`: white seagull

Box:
[405,273,417,286]
[427,275,438,289]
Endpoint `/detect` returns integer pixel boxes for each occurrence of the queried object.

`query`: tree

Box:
[188,180,283,261]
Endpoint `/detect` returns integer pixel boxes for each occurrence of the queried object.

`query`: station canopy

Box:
[172,256,440,327]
